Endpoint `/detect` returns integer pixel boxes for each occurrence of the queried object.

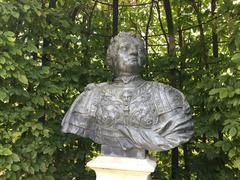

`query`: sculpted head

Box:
[106,32,146,76]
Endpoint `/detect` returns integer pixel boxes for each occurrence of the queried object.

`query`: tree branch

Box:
[211,0,218,58]
[163,0,176,57]
[191,0,209,70]
[155,0,169,52]
[112,0,119,37]
[145,0,154,55]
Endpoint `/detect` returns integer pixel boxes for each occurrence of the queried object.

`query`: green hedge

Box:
[0,0,240,179]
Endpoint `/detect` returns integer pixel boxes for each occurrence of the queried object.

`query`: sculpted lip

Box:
[128,57,137,61]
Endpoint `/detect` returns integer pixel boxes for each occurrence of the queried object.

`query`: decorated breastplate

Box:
[95,82,159,134]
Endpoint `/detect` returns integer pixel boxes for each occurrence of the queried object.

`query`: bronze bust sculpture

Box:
[61,32,194,159]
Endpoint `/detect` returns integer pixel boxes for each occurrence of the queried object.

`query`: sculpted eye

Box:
[119,43,130,51]
[120,46,127,51]
[147,120,153,125]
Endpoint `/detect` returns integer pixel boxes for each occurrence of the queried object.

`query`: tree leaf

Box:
[232,53,240,64]
[27,43,38,53]
[222,142,231,152]
[233,158,240,170]
[0,89,8,102]
[214,141,223,147]
[0,147,12,156]
[4,31,15,37]
[12,153,20,162]
[23,5,30,12]
[228,148,236,158]
[209,88,219,95]
[45,176,55,180]
[0,56,6,64]
[0,69,7,79]
[11,132,22,143]
[12,11,20,18]
[18,74,28,85]
[229,127,237,137]
[219,88,228,99]
[40,162,47,172]
[11,164,20,171]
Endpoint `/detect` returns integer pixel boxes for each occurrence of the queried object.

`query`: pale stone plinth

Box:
[86,156,157,180]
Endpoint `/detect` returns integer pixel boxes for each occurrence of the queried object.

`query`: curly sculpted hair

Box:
[106,32,147,69]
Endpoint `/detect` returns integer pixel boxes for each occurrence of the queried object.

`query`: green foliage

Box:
[0,0,109,179]
[0,0,240,179]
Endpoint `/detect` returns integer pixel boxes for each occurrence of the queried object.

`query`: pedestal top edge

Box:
[86,155,157,172]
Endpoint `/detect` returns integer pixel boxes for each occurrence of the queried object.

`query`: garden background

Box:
[0,0,240,179]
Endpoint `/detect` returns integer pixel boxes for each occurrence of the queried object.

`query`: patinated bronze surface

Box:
[61,32,194,159]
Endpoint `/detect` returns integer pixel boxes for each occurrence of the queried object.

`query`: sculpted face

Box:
[106,32,146,76]
[115,37,141,75]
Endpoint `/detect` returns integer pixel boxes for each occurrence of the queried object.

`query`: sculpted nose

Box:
[129,45,138,55]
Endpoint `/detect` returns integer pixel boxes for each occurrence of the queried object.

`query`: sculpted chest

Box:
[95,83,159,129]
[62,80,193,152]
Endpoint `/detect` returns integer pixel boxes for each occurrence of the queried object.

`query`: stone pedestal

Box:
[86,155,156,180]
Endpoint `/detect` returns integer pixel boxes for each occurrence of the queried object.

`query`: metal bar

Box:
[112,0,119,37]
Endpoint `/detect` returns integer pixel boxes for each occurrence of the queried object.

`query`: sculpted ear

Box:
[106,47,113,68]
[138,48,147,67]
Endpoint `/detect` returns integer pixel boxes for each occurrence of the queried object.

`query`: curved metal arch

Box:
[92,0,153,7]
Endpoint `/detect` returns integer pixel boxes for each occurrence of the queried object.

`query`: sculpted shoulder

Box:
[72,82,109,113]
[84,82,109,92]
[163,84,186,109]
[150,81,189,114]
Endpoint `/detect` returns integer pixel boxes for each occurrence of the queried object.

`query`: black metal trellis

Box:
[92,0,153,7]
[80,0,227,45]
[112,0,118,37]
